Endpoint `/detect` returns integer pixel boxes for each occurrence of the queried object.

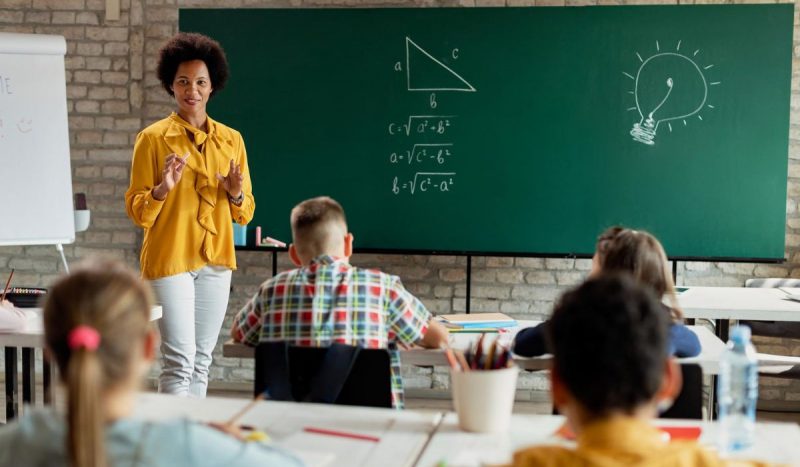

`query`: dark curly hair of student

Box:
[546,274,670,417]
[157,32,229,98]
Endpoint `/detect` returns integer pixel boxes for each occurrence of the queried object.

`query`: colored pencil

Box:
[454,350,470,372]
[1,269,14,302]
[304,426,380,443]
[443,346,460,371]
[485,338,497,370]
[226,393,264,427]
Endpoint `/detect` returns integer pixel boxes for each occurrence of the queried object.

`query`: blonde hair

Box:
[290,196,348,258]
[595,227,684,320]
[43,258,152,467]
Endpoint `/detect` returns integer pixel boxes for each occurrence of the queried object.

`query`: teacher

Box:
[125,32,254,397]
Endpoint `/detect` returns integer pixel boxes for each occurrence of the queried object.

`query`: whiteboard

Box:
[0,32,74,246]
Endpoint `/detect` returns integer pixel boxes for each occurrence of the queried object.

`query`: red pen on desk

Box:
[303,426,380,443]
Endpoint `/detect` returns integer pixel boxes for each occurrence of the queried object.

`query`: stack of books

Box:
[437,313,517,333]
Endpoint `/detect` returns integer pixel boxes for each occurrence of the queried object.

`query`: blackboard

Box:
[180,5,793,260]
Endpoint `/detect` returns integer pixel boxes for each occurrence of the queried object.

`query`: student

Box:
[0,259,302,467]
[514,227,701,358]
[509,275,769,467]
[232,196,448,409]
[0,299,25,332]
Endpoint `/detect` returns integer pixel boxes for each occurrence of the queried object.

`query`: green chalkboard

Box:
[180,5,792,260]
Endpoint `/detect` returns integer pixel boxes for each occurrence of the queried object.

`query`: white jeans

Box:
[150,265,232,397]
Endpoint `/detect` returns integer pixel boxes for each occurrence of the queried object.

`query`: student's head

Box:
[157,32,229,116]
[44,258,157,467]
[590,226,625,275]
[591,226,682,319]
[289,196,353,265]
[547,275,680,426]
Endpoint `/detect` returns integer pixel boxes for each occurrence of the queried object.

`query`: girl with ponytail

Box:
[0,258,301,467]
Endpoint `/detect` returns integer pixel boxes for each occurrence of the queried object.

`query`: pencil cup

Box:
[451,366,518,433]
[232,223,247,246]
[74,210,90,233]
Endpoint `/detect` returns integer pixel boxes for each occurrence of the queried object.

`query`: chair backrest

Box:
[659,363,703,419]
[254,341,393,408]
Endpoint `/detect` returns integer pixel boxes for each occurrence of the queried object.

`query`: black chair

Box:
[254,341,393,408]
[660,364,703,419]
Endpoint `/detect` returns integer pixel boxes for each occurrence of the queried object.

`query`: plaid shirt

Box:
[233,255,431,408]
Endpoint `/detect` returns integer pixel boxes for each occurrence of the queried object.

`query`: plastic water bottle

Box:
[717,325,758,452]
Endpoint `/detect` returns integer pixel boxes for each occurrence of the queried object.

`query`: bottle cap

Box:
[731,325,752,344]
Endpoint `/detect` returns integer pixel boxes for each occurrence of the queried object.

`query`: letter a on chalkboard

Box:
[406,37,476,92]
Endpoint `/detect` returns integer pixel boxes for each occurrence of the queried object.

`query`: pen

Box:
[1,269,14,302]
[303,426,380,442]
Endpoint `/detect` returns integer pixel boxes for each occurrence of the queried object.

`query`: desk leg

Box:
[716,319,730,342]
[22,348,35,407]
[710,375,718,420]
[43,356,54,405]
[5,347,18,421]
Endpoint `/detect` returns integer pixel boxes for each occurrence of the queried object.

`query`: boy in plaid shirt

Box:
[231,196,448,408]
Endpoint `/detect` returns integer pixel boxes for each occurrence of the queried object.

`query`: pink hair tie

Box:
[68,325,101,351]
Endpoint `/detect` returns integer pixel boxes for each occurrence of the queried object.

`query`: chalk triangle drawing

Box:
[406,37,476,92]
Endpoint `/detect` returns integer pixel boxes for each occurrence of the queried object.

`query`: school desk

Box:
[133,393,800,467]
[678,286,800,341]
[133,392,441,467]
[0,306,162,420]
[417,413,800,467]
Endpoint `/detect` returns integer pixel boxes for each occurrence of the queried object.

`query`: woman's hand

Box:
[216,159,244,199]
[153,153,189,200]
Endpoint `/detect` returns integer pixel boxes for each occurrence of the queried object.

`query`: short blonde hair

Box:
[290,196,348,257]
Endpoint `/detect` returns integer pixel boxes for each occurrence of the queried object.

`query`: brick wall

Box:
[1,0,799,405]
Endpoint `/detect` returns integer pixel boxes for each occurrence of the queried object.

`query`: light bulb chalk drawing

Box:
[626,41,719,146]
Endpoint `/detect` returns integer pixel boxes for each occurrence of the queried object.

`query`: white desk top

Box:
[678,286,800,321]
[224,320,727,374]
[417,413,800,467]
[133,392,441,467]
[412,321,726,375]
[0,306,162,348]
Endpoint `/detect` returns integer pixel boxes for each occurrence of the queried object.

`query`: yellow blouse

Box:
[125,113,255,280]
[509,417,775,467]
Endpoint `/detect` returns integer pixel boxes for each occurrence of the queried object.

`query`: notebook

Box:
[438,313,517,329]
